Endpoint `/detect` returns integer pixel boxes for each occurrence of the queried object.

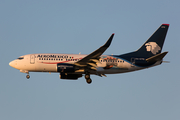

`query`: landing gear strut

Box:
[85,73,92,84]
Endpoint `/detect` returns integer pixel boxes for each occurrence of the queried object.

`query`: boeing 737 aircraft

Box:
[9,24,169,84]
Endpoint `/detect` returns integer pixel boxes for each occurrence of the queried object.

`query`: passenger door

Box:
[30,55,35,64]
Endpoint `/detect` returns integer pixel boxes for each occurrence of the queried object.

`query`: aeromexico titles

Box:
[9,24,169,84]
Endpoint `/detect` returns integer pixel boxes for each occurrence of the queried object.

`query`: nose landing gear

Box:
[20,70,30,79]
[26,75,30,79]
[26,74,30,79]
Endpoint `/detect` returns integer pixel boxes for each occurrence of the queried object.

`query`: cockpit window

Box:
[17,57,24,60]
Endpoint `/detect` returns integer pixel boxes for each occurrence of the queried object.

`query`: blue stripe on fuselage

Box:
[110,55,156,67]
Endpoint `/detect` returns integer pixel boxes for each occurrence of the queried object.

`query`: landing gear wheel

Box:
[26,75,30,79]
[86,78,92,84]
[85,72,92,84]
[85,74,90,79]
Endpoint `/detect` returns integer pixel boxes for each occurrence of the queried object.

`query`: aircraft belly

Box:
[96,67,128,74]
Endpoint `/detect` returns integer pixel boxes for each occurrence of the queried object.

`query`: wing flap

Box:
[90,67,97,71]
[89,59,101,63]
[88,63,98,68]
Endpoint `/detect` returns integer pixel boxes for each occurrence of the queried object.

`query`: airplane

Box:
[9,24,169,84]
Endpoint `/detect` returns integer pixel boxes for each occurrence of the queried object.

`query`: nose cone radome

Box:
[9,60,16,68]
[9,61,13,67]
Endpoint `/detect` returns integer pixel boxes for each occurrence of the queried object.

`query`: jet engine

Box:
[60,73,82,80]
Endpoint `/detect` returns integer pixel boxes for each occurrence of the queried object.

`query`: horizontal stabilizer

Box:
[162,61,170,63]
[146,52,168,62]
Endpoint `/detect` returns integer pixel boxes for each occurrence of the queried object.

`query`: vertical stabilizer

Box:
[135,24,169,58]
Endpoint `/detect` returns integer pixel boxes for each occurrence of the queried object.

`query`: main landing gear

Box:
[85,73,92,84]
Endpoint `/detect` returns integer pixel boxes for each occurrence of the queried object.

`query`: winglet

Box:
[103,33,115,47]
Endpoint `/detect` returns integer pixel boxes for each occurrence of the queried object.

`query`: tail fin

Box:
[135,24,169,58]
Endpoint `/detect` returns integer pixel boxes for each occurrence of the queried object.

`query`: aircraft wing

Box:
[75,33,114,71]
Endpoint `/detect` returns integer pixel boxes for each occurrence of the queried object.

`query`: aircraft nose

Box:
[9,61,13,67]
[9,60,16,68]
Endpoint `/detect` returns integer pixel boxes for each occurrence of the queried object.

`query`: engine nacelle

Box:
[60,73,82,80]
[57,63,75,73]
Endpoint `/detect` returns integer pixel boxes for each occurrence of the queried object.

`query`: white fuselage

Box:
[9,53,160,75]
[8,24,169,84]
